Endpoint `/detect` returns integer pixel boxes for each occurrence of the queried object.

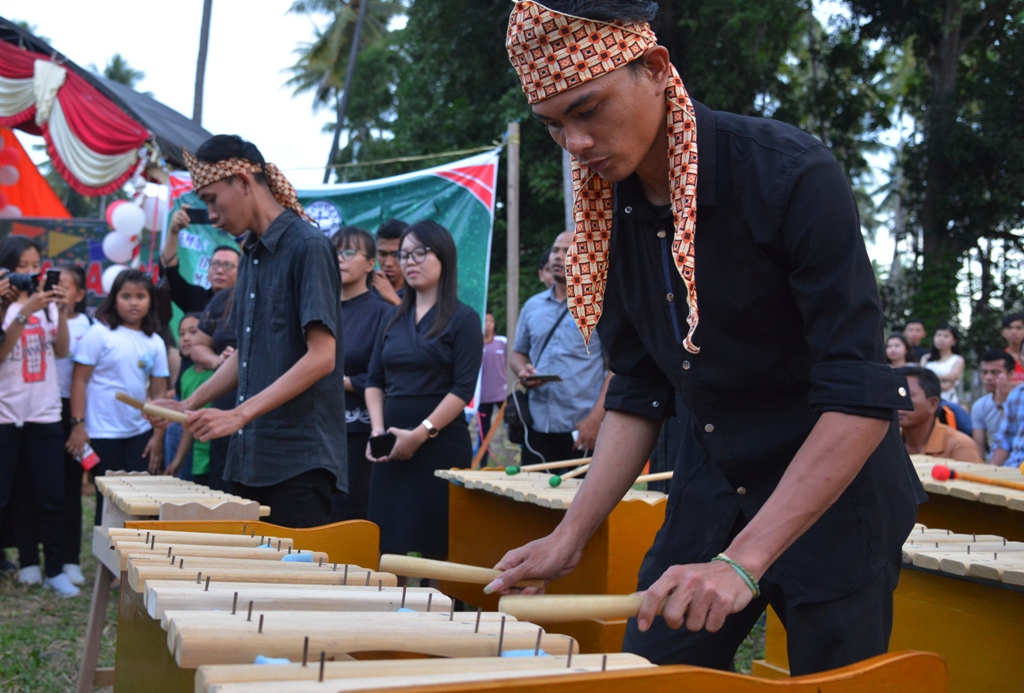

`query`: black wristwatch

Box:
[70,417,85,426]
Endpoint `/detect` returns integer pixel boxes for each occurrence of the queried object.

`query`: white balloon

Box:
[111,202,146,237]
[101,264,129,295]
[141,194,170,232]
[102,231,135,264]
[0,165,19,186]
[0,204,22,218]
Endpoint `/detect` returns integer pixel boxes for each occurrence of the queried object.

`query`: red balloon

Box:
[0,191,7,209]
[0,147,21,168]
[105,200,127,228]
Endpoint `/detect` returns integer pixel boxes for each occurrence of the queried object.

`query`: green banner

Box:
[172,149,500,320]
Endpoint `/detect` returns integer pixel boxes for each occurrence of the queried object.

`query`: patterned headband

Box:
[506,0,700,353]
[181,148,314,225]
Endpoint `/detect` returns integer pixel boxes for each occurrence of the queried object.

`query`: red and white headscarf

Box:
[182,147,314,224]
[507,0,700,353]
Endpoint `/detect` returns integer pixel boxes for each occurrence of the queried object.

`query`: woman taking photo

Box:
[921,323,965,403]
[365,221,483,560]
[332,226,391,521]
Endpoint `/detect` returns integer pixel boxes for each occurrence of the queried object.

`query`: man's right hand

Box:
[371,271,402,306]
[517,364,547,389]
[168,208,190,235]
[484,530,585,595]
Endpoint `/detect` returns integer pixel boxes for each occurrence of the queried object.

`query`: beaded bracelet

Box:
[712,553,760,598]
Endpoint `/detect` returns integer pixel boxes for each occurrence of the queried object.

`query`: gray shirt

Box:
[971,392,1004,461]
[514,287,606,433]
[226,210,346,489]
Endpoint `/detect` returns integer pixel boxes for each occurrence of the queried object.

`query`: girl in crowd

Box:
[921,323,965,403]
[365,221,483,560]
[68,269,169,523]
[885,333,912,369]
[332,227,391,521]
[0,237,77,597]
[165,313,213,482]
[53,264,90,585]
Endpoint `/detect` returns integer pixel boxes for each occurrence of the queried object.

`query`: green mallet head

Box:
[505,466,521,476]
[549,475,563,488]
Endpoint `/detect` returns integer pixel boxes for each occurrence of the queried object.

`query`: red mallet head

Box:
[931,464,953,481]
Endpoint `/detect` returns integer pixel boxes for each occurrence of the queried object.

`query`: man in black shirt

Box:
[155,135,346,528]
[490,0,924,676]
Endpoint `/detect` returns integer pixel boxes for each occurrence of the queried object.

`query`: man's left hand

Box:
[573,413,603,451]
[386,425,429,461]
[186,408,248,442]
[637,560,756,634]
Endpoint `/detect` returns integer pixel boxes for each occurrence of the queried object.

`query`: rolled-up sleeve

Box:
[597,292,674,421]
[779,145,910,419]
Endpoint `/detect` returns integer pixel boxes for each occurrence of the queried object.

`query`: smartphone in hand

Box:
[43,269,61,292]
[369,432,397,459]
[186,208,210,225]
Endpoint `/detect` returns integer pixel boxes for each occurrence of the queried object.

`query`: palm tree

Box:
[286,0,404,181]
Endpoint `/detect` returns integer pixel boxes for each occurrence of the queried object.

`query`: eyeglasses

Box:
[337,249,365,261]
[397,247,432,265]
[209,261,237,271]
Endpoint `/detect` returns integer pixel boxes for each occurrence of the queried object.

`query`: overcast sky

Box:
[10,0,339,187]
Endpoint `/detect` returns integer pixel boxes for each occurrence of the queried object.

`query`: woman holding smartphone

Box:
[364,221,483,560]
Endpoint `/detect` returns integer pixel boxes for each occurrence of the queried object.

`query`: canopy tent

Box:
[0,17,211,195]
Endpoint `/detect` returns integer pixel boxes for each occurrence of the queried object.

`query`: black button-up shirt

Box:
[597,102,925,603]
[226,210,346,490]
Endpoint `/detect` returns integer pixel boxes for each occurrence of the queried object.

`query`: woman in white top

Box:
[0,236,79,597]
[921,323,966,403]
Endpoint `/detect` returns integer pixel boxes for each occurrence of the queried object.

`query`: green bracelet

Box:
[713,553,760,598]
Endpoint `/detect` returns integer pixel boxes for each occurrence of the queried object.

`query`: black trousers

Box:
[229,468,334,529]
[0,422,67,578]
[331,432,371,522]
[622,555,899,675]
[519,429,586,467]
[89,432,151,525]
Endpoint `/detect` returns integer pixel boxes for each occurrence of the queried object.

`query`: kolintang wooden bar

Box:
[752,523,1024,692]
[435,468,666,653]
[911,456,1024,541]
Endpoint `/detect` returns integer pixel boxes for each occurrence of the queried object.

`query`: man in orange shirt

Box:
[897,365,982,463]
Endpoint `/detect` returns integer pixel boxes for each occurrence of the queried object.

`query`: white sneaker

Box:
[17,565,42,585]
[44,573,80,598]
[63,564,86,585]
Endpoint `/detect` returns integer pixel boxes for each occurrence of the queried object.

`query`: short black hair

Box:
[929,323,961,361]
[980,349,1016,372]
[903,318,925,329]
[0,235,42,273]
[1002,312,1024,328]
[194,135,268,186]
[211,244,240,257]
[376,219,409,241]
[898,365,941,400]
[538,1,659,24]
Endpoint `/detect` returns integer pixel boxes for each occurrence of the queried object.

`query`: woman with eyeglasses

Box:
[331,226,391,521]
[364,220,483,560]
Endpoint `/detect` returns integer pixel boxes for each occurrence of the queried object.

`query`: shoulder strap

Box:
[536,307,569,362]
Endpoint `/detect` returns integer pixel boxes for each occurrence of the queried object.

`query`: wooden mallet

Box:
[931,464,1024,492]
[378,554,545,591]
[549,463,590,487]
[115,392,187,424]
[499,593,660,622]
[504,457,593,476]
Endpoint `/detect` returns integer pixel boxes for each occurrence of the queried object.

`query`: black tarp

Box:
[0,16,210,169]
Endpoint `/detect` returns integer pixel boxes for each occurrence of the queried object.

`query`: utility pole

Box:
[193,0,213,124]
[505,121,521,467]
[324,0,370,184]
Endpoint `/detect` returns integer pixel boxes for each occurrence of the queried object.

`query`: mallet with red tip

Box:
[931,464,1024,492]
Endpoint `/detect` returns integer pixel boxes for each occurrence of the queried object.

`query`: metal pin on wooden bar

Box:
[566,640,573,668]
[318,557,323,567]
[534,628,542,656]
[146,531,150,543]
[179,558,184,569]
[167,546,172,557]
[475,607,482,633]
[302,636,309,666]
[426,593,432,612]
[232,592,238,615]
[151,535,156,550]
[196,572,202,584]
[365,571,371,586]
[204,576,211,592]
[602,654,607,672]
[247,601,254,622]
[401,585,407,608]
[258,614,264,633]
[497,616,506,655]
[450,608,454,622]
[277,539,282,551]
[318,652,326,682]
[332,562,337,572]
[378,579,382,592]
[169,555,175,565]
[288,546,292,555]
[343,564,349,585]
[250,529,255,538]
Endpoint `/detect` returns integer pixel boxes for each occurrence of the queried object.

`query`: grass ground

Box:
[0,494,116,693]
[0,447,764,691]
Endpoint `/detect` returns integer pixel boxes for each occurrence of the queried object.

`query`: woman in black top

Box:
[190,287,237,491]
[365,221,483,559]
[331,227,391,521]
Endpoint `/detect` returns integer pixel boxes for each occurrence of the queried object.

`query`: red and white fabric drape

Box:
[0,40,150,195]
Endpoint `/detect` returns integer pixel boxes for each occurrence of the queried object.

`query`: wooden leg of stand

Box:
[77,564,113,693]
